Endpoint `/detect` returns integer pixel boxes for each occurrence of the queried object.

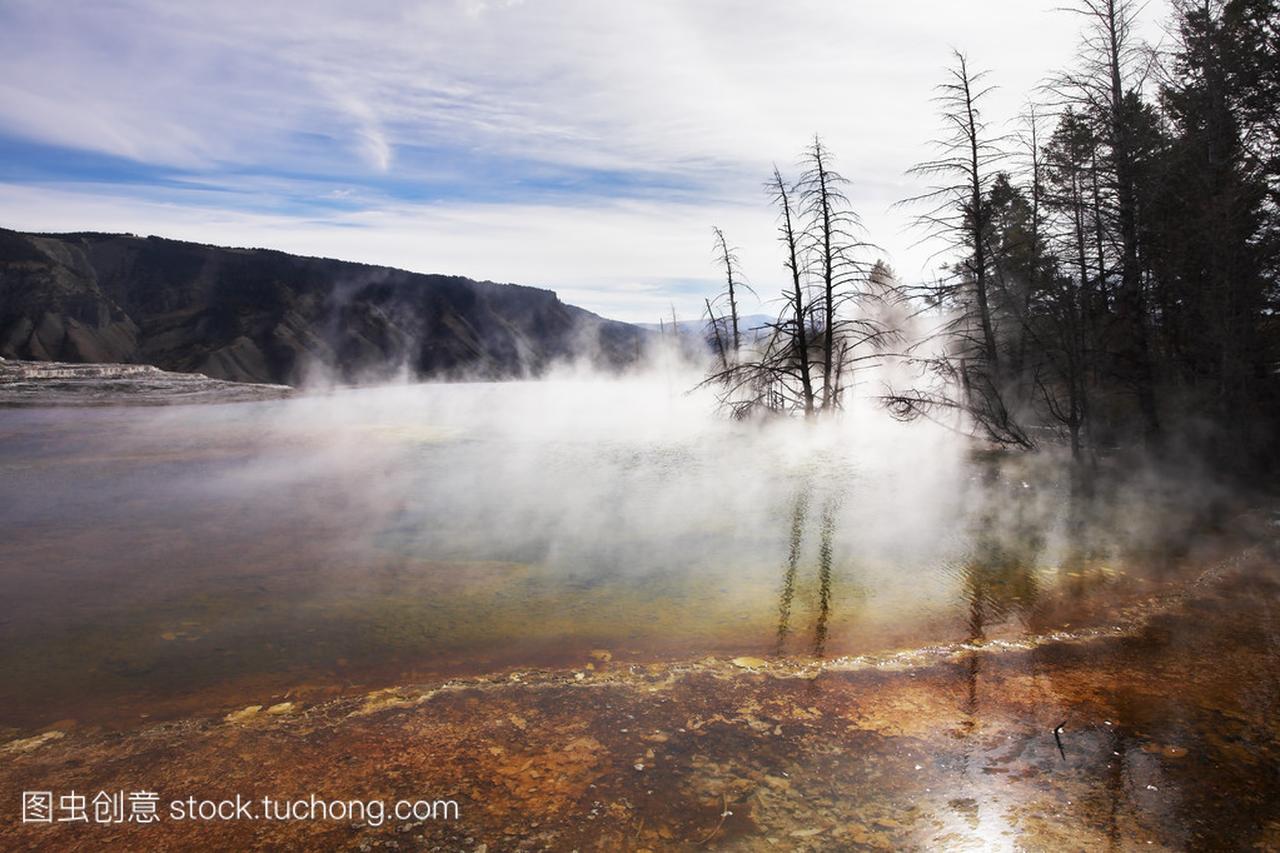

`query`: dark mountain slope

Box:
[0,228,647,384]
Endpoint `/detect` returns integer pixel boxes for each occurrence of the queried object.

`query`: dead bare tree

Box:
[1039,106,1106,461]
[797,136,872,410]
[907,52,1005,367]
[704,297,729,371]
[701,139,894,419]
[888,51,1033,447]
[1004,104,1049,393]
[711,227,746,357]
[767,164,817,416]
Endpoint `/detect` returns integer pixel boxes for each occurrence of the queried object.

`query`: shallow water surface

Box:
[2,379,1280,850]
[0,379,1255,733]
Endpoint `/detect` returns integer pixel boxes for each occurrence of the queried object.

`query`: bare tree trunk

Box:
[1014,105,1046,399]
[1089,147,1108,308]
[959,56,999,370]
[1072,163,1092,371]
[769,166,816,416]
[712,227,741,355]
[810,140,838,409]
[705,297,728,371]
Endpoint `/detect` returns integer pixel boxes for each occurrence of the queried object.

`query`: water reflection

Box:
[4,384,1278,847]
[773,485,842,659]
[773,488,807,656]
[955,481,1045,642]
[920,473,1280,850]
[813,496,837,658]
[0,384,1250,736]
[943,472,1052,842]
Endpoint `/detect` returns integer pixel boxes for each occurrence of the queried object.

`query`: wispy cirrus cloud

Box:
[0,0,1168,321]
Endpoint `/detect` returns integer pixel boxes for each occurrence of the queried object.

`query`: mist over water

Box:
[0,363,1225,730]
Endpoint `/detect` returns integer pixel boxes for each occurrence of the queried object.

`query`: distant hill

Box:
[0,228,649,385]
[636,313,775,341]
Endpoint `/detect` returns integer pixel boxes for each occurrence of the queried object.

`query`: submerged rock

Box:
[2,730,64,753]
[224,705,262,723]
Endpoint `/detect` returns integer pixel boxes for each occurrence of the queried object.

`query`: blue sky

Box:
[0,0,1166,322]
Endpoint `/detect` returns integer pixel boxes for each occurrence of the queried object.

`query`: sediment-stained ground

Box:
[4,540,1278,852]
[0,358,295,407]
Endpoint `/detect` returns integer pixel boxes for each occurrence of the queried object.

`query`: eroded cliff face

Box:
[0,229,647,385]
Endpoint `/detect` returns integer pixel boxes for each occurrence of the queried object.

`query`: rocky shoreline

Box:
[4,545,1279,850]
[0,357,295,406]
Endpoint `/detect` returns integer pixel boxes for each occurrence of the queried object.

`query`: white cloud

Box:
[0,182,770,322]
[0,0,1172,319]
[320,83,394,172]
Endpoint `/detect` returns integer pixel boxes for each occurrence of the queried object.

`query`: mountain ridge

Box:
[0,228,649,385]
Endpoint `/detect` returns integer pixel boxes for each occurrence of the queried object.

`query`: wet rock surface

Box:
[0,357,295,406]
[3,553,1279,851]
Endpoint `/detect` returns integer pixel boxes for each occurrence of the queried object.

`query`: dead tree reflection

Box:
[774,488,809,656]
[774,485,843,659]
[949,474,1048,825]
[950,473,1045,723]
[953,473,1045,646]
[813,498,837,657]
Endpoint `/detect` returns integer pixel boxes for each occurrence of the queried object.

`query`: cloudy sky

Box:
[0,0,1167,322]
